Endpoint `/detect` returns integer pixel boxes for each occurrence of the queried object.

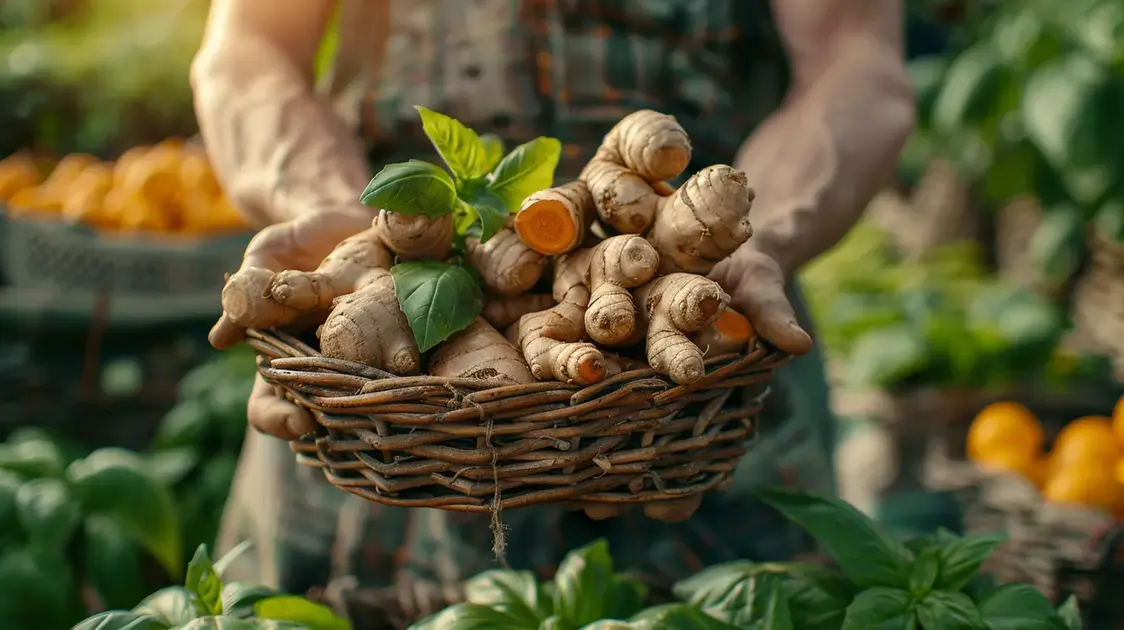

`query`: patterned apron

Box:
[217,0,837,605]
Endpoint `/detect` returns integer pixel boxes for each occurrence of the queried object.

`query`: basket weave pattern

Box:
[248,328,788,511]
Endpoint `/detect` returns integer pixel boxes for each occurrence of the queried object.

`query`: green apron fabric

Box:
[216,0,837,600]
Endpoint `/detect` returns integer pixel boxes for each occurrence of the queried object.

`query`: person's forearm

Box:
[191,35,371,227]
[734,41,915,276]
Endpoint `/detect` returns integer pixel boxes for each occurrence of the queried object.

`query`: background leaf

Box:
[84,515,149,611]
[253,596,350,630]
[1056,596,1082,630]
[463,569,552,627]
[933,534,1006,592]
[184,545,224,617]
[841,588,914,630]
[756,489,912,589]
[553,540,647,628]
[410,602,533,630]
[360,160,459,219]
[488,137,562,213]
[14,477,81,549]
[390,261,483,352]
[132,586,197,626]
[416,106,492,181]
[68,449,182,577]
[976,584,1060,629]
[931,44,1003,132]
[908,549,939,598]
[72,612,170,630]
[222,582,276,619]
[915,591,982,630]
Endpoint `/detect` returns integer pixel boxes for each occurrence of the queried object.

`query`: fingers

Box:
[719,251,814,356]
[247,374,317,440]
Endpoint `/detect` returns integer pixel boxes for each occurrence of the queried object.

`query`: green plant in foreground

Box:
[359,106,561,352]
[412,488,1083,629]
[0,429,183,629]
[74,543,351,630]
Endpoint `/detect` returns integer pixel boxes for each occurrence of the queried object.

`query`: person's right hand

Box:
[214,207,373,440]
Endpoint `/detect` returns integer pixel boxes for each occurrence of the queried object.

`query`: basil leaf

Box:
[133,587,197,626]
[553,540,647,628]
[480,135,506,172]
[841,588,915,630]
[0,437,67,478]
[390,261,482,352]
[411,602,532,630]
[908,548,939,599]
[977,584,1062,629]
[488,137,562,213]
[915,591,983,630]
[184,545,224,617]
[934,533,1006,592]
[629,604,739,629]
[464,569,552,627]
[781,566,857,630]
[253,596,350,630]
[73,612,171,630]
[15,477,81,550]
[464,187,510,244]
[85,515,149,611]
[221,582,276,619]
[361,160,459,219]
[416,106,493,181]
[68,449,182,578]
[931,44,1004,132]
[1056,596,1082,630]
[755,488,912,589]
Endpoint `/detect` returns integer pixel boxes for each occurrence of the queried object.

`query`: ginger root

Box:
[375,210,454,261]
[268,227,393,310]
[647,165,755,275]
[482,293,556,329]
[466,226,548,296]
[318,268,420,375]
[585,235,660,346]
[514,180,596,255]
[222,267,304,329]
[429,318,534,384]
[508,249,606,385]
[580,110,691,234]
[692,308,754,357]
[634,273,730,385]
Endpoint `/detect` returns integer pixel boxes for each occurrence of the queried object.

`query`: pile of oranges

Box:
[0,140,249,236]
[967,395,1124,516]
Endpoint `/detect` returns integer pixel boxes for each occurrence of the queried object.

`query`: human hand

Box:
[709,240,814,356]
[214,206,374,440]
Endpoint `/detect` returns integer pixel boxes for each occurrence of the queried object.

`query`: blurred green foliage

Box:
[801,222,1111,391]
[904,0,1124,280]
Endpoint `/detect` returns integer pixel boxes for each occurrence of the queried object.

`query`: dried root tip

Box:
[649,165,755,275]
[482,293,556,329]
[539,342,606,385]
[586,285,638,346]
[692,309,754,356]
[466,228,549,295]
[514,181,596,255]
[643,495,703,523]
[268,228,392,310]
[428,318,534,384]
[222,267,300,328]
[318,270,420,374]
[375,210,454,261]
[511,301,606,385]
[592,235,661,288]
[634,273,731,385]
[648,320,707,384]
[602,110,692,182]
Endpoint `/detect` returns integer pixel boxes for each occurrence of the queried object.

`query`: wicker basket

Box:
[246,328,788,511]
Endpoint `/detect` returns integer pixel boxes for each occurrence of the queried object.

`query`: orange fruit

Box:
[1113,394,1124,445]
[967,402,1043,462]
[1116,458,1124,486]
[1051,416,1121,469]
[1042,461,1124,513]
[975,450,1047,488]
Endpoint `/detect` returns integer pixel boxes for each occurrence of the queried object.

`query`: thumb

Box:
[731,256,813,356]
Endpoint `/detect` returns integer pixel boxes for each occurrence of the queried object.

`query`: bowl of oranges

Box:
[966,394,1124,518]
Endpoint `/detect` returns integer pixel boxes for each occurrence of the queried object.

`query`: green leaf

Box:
[553,540,647,628]
[134,587,198,626]
[253,596,350,630]
[15,477,81,549]
[846,324,928,389]
[390,261,483,352]
[487,137,562,213]
[185,545,224,617]
[907,56,948,127]
[155,400,212,450]
[1069,0,1124,66]
[85,515,149,611]
[410,602,532,630]
[1029,206,1084,281]
[933,533,1006,592]
[68,449,182,577]
[915,591,983,630]
[756,576,796,630]
[360,160,459,219]
[0,470,22,544]
[841,588,914,630]
[146,447,200,487]
[73,612,171,630]
[931,44,1004,132]
[221,582,276,619]
[673,562,827,628]
[908,549,939,598]
[416,106,493,181]
[1056,596,1082,630]
[463,569,552,627]
[1094,195,1124,243]
[1022,55,1122,205]
[755,488,911,589]
[214,541,254,579]
[782,566,857,630]
[629,604,739,629]
[480,135,506,172]
[463,187,510,243]
[170,618,263,630]
[0,437,67,477]
[0,547,79,628]
[977,584,1060,629]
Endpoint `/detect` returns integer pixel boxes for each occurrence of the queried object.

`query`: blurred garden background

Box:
[1,0,1123,628]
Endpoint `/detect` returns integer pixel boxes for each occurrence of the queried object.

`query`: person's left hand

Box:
[709,239,814,356]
